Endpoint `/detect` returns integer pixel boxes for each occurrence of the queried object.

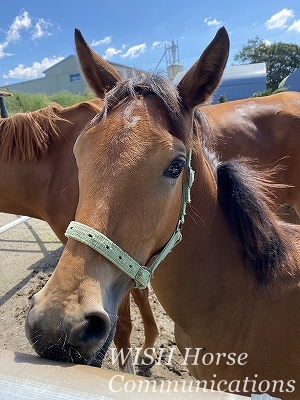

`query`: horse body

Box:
[24,27,300,398]
[0,102,96,242]
[202,92,300,220]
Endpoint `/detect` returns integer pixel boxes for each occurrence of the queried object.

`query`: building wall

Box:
[212,77,266,103]
[4,78,47,94]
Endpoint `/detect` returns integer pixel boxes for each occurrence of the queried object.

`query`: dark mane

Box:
[216,159,296,285]
[88,73,191,144]
[0,100,101,163]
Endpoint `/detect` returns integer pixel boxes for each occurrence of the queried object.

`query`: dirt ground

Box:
[0,212,194,383]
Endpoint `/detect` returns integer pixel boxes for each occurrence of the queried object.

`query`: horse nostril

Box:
[69,311,111,347]
[83,314,110,343]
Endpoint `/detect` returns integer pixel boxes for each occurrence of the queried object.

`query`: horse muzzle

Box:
[25,294,117,366]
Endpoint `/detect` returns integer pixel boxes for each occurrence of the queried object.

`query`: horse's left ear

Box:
[75,28,122,98]
[177,27,229,110]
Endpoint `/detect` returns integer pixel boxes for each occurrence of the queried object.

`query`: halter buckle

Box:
[176,219,183,232]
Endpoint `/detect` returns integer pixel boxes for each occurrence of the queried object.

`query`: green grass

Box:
[3,90,95,115]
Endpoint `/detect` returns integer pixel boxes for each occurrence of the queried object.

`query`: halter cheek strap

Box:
[65,150,195,289]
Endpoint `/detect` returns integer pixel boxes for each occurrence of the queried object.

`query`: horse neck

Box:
[186,148,247,272]
[152,147,256,331]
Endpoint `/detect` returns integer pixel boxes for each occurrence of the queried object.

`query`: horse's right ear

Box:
[75,28,121,98]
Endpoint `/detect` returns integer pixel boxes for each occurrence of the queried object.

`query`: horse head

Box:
[25,27,229,366]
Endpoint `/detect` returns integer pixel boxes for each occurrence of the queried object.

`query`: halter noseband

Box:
[65,150,195,289]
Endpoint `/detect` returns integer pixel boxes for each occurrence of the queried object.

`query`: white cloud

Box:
[6,11,32,42]
[0,42,11,58]
[103,47,122,60]
[3,56,64,79]
[263,39,272,46]
[152,41,161,49]
[204,17,221,26]
[91,36,112,46]
[288,19,300,32]
[120,43,146,58]
[265,8,294,30]
[31,19,53,40]
[0,10,56,59]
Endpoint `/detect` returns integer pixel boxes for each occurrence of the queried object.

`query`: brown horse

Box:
[0,101,98,240]
[201,92,300,223]
[0,100,159,373]
[25,27,300,398]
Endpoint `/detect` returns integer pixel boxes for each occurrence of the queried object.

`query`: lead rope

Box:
[65,150,195,289]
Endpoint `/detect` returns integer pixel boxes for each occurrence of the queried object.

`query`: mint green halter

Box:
[65,150,194,289]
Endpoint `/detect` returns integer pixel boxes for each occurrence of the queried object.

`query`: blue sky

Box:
[1,1,300,86]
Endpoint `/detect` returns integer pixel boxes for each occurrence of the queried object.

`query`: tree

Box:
[234,37,300,90]
[218,94,227,103]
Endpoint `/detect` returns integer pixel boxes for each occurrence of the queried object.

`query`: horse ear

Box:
[177,27,229,110]
[74,28,121,98]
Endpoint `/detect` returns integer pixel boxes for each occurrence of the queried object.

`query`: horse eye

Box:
[164,158,186,179]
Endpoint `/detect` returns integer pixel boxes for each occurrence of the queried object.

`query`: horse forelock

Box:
[107,73,181,116]
[216,159,297,286]
[0,104,65,162]
[87,73,194,146]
